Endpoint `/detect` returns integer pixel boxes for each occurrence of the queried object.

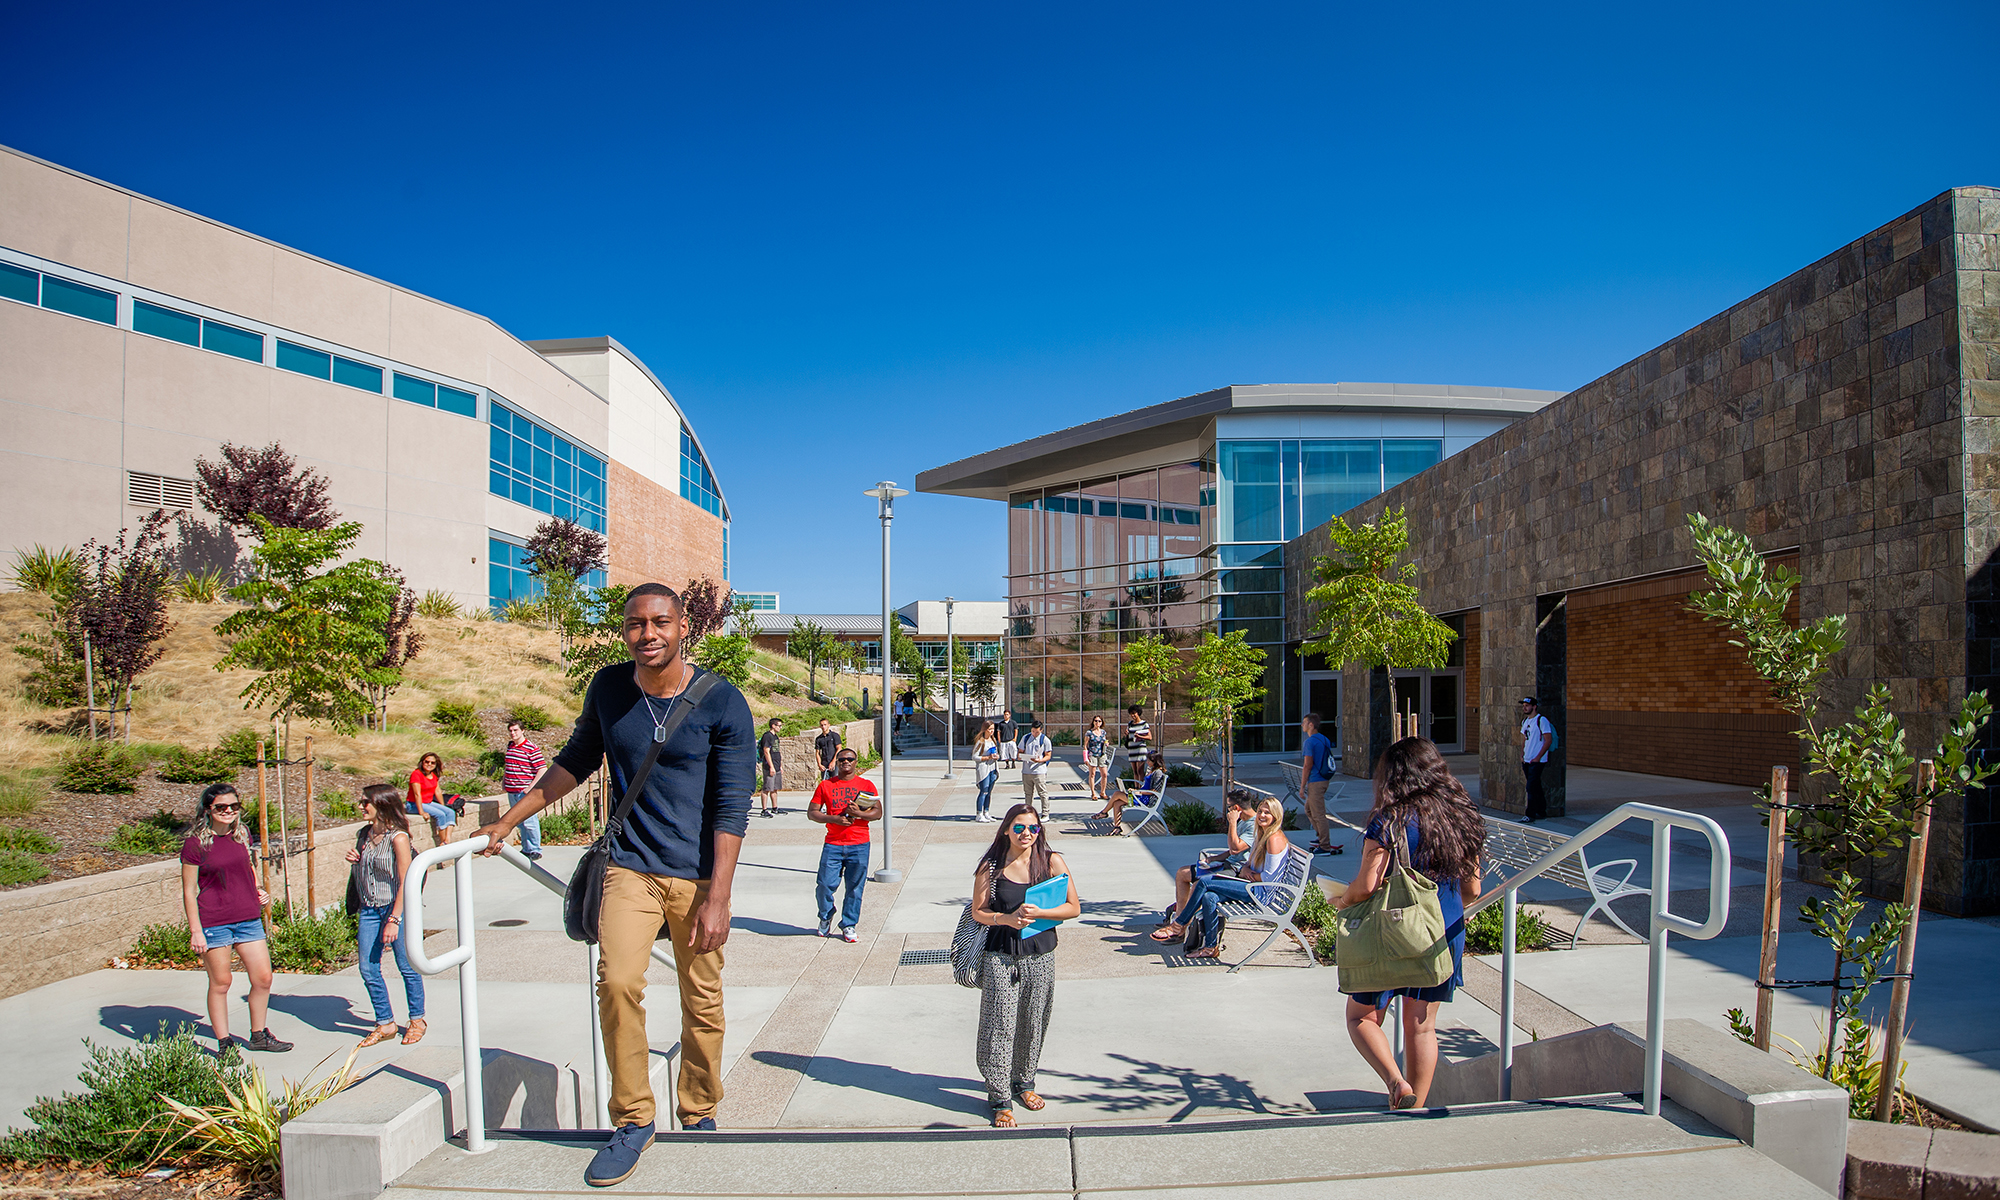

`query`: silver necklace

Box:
[640,663,691,742]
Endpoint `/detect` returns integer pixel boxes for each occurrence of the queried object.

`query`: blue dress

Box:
[1350,815,1466,1007]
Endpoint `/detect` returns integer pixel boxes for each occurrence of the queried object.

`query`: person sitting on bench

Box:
[1094,752,1166,832]
[1161,788,1259,919]
[1150,794,1291,959]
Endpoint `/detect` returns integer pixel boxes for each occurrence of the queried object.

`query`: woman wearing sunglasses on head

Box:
[969,804,1081,1127]
[346,783,426,1047]
[180,783,291,1055]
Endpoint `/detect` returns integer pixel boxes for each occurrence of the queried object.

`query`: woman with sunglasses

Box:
[180,783,291,1054]
[1082,715,1112,805]
[969,803,1081,1126]
[346,783,427,1047]
[971,721,1001,822]
[407,751,455,844]
[1148,793,1291,959]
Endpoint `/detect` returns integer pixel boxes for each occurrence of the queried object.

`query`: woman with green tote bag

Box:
[1335,737,1485,1110]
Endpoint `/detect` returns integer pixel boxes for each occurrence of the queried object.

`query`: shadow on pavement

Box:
[266,992,372,1034]
[732,917,821,938]
[751,1050,990,1117]
[100,1004,208,1041]
[1041,1053,1279,1120]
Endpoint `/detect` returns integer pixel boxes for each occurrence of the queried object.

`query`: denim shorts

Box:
[202,917,268,949]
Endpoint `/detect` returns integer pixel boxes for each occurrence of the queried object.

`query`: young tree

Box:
[1186,630,1267,793]
[695,597,757,688]
[362,568,424,731]
[214,519,402,758]
[523,517,608,582]
[13,548,88,709]
[193,442,338,534]
[562,582,633,695]
[681,576,732,657]
[1687,512,1994,1095]
[967,658,1001,714]
[65,512,177,740]
[1121,633,1186,728]
[785,618,840,700]
[1299,506,1457,750]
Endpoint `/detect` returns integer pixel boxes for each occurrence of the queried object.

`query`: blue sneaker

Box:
[585,1122,654,1187]
[681,1117,716,1131]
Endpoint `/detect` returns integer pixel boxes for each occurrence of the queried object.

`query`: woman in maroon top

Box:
[180,784,291,1054]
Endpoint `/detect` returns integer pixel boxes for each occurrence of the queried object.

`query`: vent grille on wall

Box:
[127,471,196,511]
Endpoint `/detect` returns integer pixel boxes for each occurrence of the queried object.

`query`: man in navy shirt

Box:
[1301,713,1341,855]
[473,583,753,1186]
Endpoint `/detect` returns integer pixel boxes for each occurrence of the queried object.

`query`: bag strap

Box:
[605,669,721,831]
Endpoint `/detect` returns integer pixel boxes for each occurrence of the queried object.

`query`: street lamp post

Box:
[863,481,908,884]
[943,597,955,780]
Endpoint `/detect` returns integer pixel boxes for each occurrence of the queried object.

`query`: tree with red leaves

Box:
[681,575,733,657]
[523,518,608,582]
[194,442,339,535]
[73,511,177,740]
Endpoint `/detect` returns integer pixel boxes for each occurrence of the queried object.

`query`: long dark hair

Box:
[194,783,248,851]
[1369,737,1485,882]
[416,753,442,778]
[361,783,410,835]
[978,802,1054,884]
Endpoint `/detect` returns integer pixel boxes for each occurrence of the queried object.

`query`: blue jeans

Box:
[356,904,424,1025]
[506,792,541,855]
[407,799,454,828]
[976,770,997,814]
[1175,875,1253,945]
[816,843,869,930]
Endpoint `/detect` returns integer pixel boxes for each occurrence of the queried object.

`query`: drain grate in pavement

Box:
[898,949,953,965]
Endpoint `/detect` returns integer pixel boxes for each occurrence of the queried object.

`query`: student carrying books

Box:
[968,803,1080,1127]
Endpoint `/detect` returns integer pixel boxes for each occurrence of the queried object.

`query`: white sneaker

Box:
[840,928,859,944]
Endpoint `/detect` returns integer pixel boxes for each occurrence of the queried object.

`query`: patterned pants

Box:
[976,950,1056,1109]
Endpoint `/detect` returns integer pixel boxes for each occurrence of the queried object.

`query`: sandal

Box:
[1390,1082,1418,1110]
[358,1024,399,1048]
[1149,925,1185,943]
[1017,1091,1046,1111]
[1187,945,1223,960]
[991,1109,1016,1128]
[402,1017,427,1045]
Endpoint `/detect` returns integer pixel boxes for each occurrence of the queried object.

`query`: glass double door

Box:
[1390,670,1464,754]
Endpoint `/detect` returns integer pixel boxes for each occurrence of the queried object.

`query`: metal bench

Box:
[1121,782,1170,838]
[1479,814,1648,949]
[1213,843,1318,972]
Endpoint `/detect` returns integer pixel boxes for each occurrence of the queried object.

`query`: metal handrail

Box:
[1465,803,1731,1116]
[403,836,676,1144]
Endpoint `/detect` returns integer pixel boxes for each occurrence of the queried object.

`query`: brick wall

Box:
[606,459,725,589]
[1462,609,1482,755]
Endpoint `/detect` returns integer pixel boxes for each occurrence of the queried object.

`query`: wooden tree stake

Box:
[303,735,316,915]
[1874,759,1934,1122]
[1754,764,1789,1051]
[256,740,271,917]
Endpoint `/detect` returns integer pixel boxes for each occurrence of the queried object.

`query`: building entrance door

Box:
[1302,672,1340,746]
[1388,670,1464,755]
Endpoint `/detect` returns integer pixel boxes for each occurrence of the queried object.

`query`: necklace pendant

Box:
[654,725,667,743]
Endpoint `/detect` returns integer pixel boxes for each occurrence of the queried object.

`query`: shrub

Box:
[1161,800,1220,837]
[1464,904,1548,954]
[1293,878,1335,932]
[1050,728,1080,746]
[131,920,199,967]
[444,776,487,799]
[155,1044,359,1184]
[476,749,507,779]
[243,796,304,834]
[538,804,591,844]
[174,567,231,604]
[778,704,856,737]
[509,703,555,730]
[500,598,541,625]
[416,589,462,619]
[218,727,267,768]
[0,848,49,885]
[0,1023,243,1168]
[322,790,360,821]
[157,745,240,784]
[8,545,84,595]
[1166,763,1204,788]
[107,810,184,856]
[1313,924,1338,964]
[0,775,42,819]
[0,826,59,854]
[265,904,358,973]
[58,743,146,794]
[430,700,483,742]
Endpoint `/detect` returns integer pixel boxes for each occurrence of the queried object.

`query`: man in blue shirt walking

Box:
[1301,713,1341,855]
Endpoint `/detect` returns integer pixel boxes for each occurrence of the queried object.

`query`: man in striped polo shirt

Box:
[502,719,547,860]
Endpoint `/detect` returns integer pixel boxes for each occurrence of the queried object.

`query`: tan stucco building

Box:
[0,146,729,608]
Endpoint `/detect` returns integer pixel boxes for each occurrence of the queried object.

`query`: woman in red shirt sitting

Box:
[406,752,456,843]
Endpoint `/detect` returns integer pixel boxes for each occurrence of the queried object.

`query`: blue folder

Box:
[1021,874,1070,936]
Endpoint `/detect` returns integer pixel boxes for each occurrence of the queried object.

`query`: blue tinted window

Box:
[1300,440,1380,530]
[202,320,263,362]
[40,276,117,324]
[1383,440,1442,490]
[0,262,37,304]
[276,340,331,378]
[332,355,382,392]
[437,384,477,417]
[678,421,725,518]
[134,300,200,346]
[485,401,607,533]
[392,373,436,406]
[490,424,509,460]
[1218,441,1281,542]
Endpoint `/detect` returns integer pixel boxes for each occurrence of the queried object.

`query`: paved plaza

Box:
[4,750,1998,1138]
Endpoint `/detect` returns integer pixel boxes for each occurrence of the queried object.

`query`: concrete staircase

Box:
[892,722,940,752]
[381,1096,1829,1199]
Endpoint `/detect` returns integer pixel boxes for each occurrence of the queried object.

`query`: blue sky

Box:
[5,2,1996,612]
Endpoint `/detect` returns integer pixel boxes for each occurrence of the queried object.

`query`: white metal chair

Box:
[1479,814,1649,948]
[1212,844,1318,972]
[1121,782,1170,837]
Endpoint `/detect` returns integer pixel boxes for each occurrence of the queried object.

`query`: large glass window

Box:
[680,424,725,517]
[489,401,608,533]
[1217,441,1282,542]
[1218,437,1446,543]
[1384,439,1443,489]
[489,534,605,613]
[1300,440,1381,531]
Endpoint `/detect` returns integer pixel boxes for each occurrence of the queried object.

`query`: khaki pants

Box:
[598,866,726,1127]
[1023,773,1049,810]
[1304,779,1330,842]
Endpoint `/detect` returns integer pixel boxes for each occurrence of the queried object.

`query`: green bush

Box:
[217,727,267,768]
[0,826,59,854]
[777,704,857,737]
[107,810,184,856]
[1294,878,1335,931]
[417,589,463,619]
[538,805,591,844]
[322,790,360,821]
[1050,728,1080,746]
[174,567,231,604]
[157,745,240,784]
[0,848,49,885]
[1161,800,1220,837]
[1166,763,1203,788]
[0,775,43,818]
[0,1023,244,1168]
[430,700,483,742]
[57,743,146,794]
[7,544,84,596]
[1465,904,1548,954]
[509,703,555,730]
[266,904,358,973]
[242,795,303,834]
[131,920,199,966]
[1313,923,1338,964]
[444,776,488,799]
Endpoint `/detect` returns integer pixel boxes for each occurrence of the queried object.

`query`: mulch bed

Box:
[0,1164,276,1200]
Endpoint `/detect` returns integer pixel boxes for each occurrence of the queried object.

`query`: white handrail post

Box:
[1500,887,1517,1101]
[587,943,610,1128]
[1391,995,1404,1072]
[1643,819,1673,1117]
[455,850,488,1152]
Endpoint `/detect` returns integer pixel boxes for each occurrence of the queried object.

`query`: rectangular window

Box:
[332,355,382,392]
[393,373,436,407]
[201,319,263,362]
[276,340,332,379]
[1383,439,1443,490]
[134,300,201,346]
[0,261,39,305]
[1217,441,1282,543]
[40,276,118,324]
[1300,439,1382,531]
[437,384,477,417]
[487,401,607,533]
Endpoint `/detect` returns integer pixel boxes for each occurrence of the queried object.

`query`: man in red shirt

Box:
[501,720,547,860]
[809,747,878,942]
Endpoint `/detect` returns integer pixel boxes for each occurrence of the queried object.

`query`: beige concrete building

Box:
[0,146,729,608]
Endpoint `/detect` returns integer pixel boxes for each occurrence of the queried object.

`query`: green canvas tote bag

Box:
[1335,820,1454,994]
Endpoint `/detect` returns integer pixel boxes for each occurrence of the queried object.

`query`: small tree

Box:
[1686,512,1995,1091]
[214,519,401,756]
[562,582,632,695]
[967,658,1000,714]
[194,442,338,534]
[1186,630,1267,793]
[695,597,756,688]
[71,512,177,740]
[786,619,840,700]
[681,576,732,657]
[1299,506,1456,747]
[1122,633,1186,728]
[523,517,607,582]
[362,568,423,731]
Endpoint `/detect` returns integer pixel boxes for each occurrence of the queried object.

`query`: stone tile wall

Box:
[606,458,727,590]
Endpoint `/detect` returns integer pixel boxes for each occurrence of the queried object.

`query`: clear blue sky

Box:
[6,2,1995,612]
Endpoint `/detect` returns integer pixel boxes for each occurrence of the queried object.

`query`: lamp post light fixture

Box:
[863,481,908,884]
[943,596,955,780]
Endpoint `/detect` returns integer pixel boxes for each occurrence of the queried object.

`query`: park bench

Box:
[1119,780,1171,838]
[1210,843,1319,973]
[1479,814,1648,949]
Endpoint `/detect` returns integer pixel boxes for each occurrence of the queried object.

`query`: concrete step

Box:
[384,1095,1829,1199]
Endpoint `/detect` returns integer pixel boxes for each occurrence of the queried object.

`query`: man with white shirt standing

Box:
[1514,696,1554,824]
[1018,718,1054,818]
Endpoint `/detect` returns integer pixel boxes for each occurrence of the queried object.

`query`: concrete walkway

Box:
[4,750,1998,1136]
